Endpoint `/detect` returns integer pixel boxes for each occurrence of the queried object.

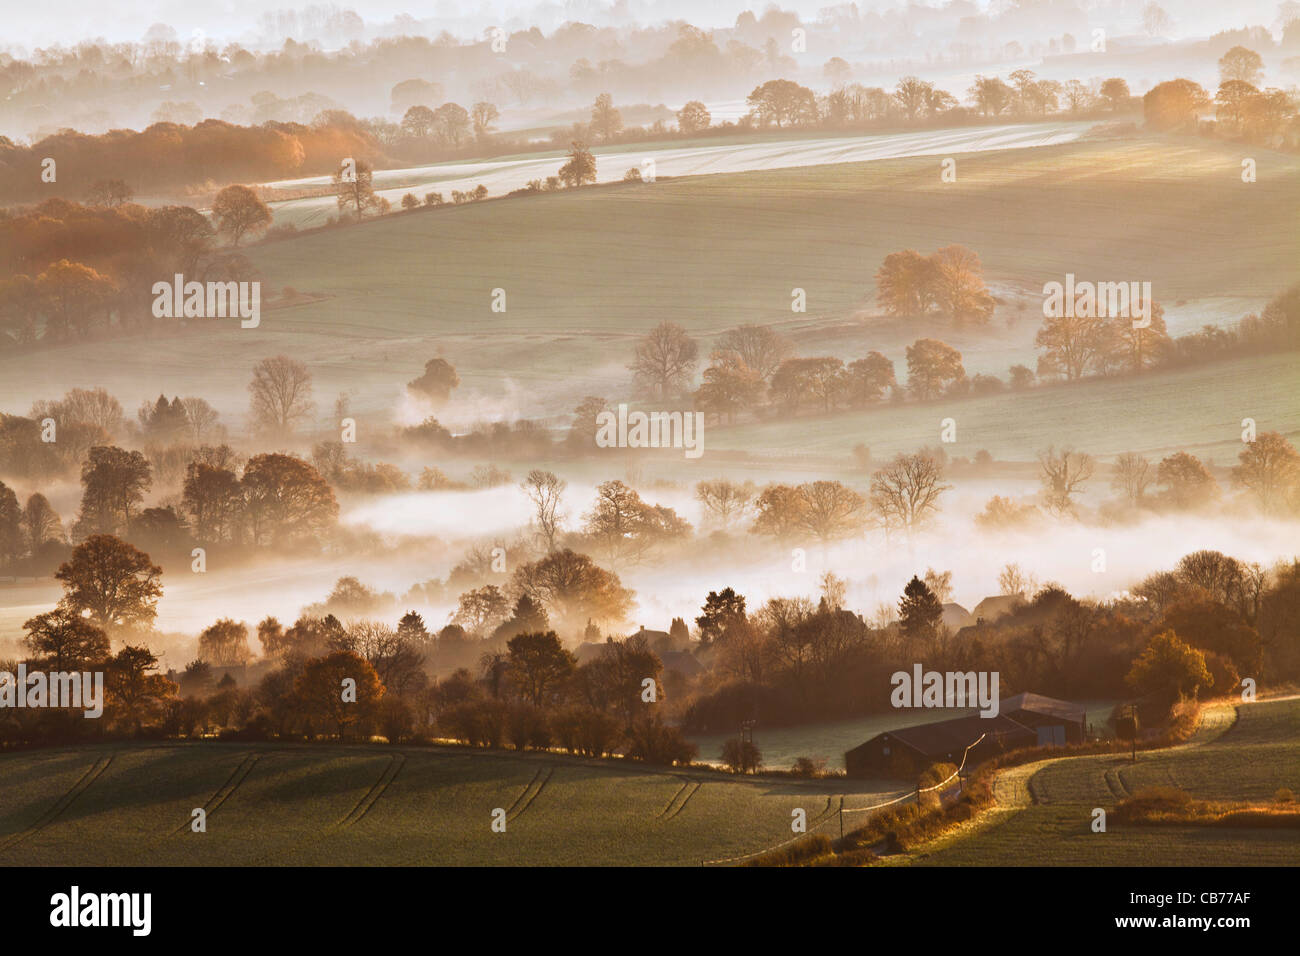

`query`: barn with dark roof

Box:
[843,693,1089,778]
[1000,692,1088,745]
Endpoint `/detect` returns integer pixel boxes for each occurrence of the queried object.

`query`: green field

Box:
[905,697,1300,866]
[1,133,1295,461]
[5,698,1291,866]
[708,352,1300,464]
[0,743,901,866]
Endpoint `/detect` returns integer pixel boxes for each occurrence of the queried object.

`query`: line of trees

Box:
[684,547,1300,731]
[621,282,1299,433]
[974,431,1300,529]
[0,195,265,349]
[1035,283,1299,383]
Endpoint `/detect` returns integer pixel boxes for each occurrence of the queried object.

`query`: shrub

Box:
[791,756,826,779]
[742,834,832,867]
[970,373,1005,395]
[918,761,959,809]
[378,696,414,743]
[550,706,621,757]
[625,718,698,766]
[506,702,550,751]
[1112,786,1192,823]
[721,738,762,774]
[440,699,508,747]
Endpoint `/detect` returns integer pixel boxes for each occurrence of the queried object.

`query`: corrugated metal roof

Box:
[1000,692,1086,723]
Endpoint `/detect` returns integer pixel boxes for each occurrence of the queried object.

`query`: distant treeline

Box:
[0,120,381,204]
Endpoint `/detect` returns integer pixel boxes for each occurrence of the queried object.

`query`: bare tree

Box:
[819,571,847,610]
[345,620,425,696]
[1039,447,1094,516]
[629,321,698,399]
[868,453,951,533]
[799,480,868,545]
[179,396,222,443]
[248,355,315,436]
[695,478,756,529]
[997,562,1037,600]
[923,568,954,603]
[521,469,566,552]
[714,324,794,381]
[1111,451,1152,507]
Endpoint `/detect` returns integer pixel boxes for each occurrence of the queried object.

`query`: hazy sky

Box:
[4,0,1289,50]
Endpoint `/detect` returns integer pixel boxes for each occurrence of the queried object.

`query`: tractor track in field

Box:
[659,779,702,820]
[0,754,114,854]
[246,752,406,864]
[1103,767,1130,801]
[171,753,262,835]
[810,795,844,826]
[506,766,554,822]
[338,753,406,828]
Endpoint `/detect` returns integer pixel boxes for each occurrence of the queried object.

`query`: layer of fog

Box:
[76,474,1300,671]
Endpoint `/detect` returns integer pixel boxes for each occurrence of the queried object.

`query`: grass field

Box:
[707,352,1300,463]
[3,698,1291,866]
[0,743,903,866]
[1,132,1295,453]
[902,696,1300,866]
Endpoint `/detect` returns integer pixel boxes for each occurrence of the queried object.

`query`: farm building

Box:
[941,603,974,632]
[574,630,703,676]
[1000,692,1087,745]
[659,650,704,679]
[970,594,1020,625]
[845,714,1034,778]
[631,625,673,646]
[843,692,1087,778]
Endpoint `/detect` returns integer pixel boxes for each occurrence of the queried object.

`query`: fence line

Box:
[841,732,986,814]
[700,732,986,867]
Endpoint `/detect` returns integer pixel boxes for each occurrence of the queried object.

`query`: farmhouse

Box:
[941,603,974,632]
[970,594,1020,625]
[843,692,1088,778]
[631,625,673,646]
[659,650,704,679]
